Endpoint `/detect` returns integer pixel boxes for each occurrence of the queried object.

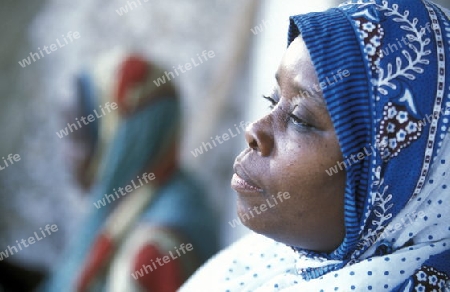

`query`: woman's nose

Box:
[244,116,274,156]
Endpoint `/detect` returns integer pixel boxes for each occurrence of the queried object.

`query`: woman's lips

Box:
[231,165,263,194]
[231,173,263,193]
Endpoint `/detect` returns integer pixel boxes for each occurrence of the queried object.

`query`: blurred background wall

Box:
[1,0,450,290]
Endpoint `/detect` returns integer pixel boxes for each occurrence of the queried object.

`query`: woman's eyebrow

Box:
[293,74,323,102]
[274,73,326,108]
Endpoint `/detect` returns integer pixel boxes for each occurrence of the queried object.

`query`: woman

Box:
[180,0,450,290]
[42,54,218,292]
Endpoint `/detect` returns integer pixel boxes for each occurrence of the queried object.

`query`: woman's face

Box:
[231,37,346,252]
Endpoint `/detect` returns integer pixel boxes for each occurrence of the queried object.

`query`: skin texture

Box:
[232,37,346,252]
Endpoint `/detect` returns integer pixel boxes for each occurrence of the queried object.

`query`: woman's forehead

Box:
[277,38,319,92]
[276,37,326,107]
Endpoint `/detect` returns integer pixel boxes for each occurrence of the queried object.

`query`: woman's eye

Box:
[289,114,311,128]
[262,95,278,109]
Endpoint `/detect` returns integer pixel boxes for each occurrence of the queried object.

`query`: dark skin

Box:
[231,37,346,252]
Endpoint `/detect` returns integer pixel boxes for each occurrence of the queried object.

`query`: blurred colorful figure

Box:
[43,52,218,292]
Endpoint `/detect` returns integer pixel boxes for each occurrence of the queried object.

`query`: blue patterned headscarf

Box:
[178,1,450,291]
[287,0,450,290]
